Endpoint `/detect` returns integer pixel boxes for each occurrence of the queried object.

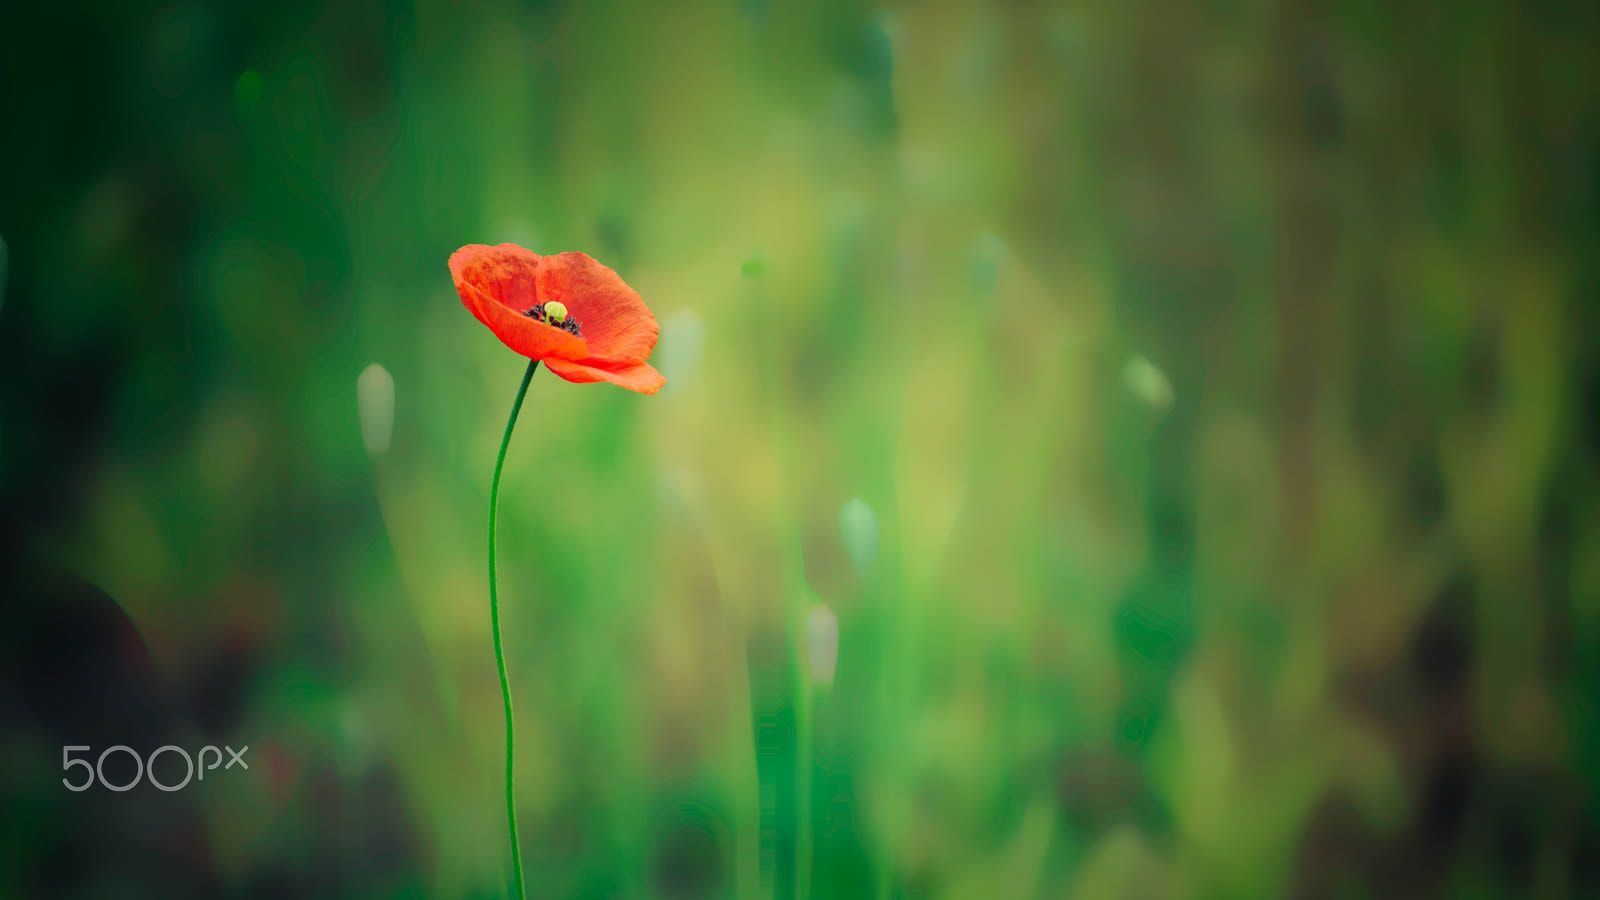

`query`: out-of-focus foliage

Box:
[2,0,1598,897]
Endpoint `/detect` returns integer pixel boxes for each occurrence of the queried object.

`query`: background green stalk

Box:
[788,561,814,900]
[488,358,539,900]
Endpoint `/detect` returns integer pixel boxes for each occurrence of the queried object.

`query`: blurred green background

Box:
[2,0,1599,897]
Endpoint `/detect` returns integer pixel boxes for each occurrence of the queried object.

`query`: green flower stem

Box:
[489,358,538,900]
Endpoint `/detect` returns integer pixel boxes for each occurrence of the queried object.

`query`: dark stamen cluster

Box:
[523,302,582,336]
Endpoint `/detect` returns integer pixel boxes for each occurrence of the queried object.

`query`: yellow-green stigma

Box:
[523,301,581,336]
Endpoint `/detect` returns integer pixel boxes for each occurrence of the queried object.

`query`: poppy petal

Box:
[543,357,667,395]
[450,243,540,306]
[451,244,588,360]
[536,252,658,365]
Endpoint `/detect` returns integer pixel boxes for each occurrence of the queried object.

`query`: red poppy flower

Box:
[450,243,665,394]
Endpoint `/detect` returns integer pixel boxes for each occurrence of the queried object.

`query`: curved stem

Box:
[489,358,538,900]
